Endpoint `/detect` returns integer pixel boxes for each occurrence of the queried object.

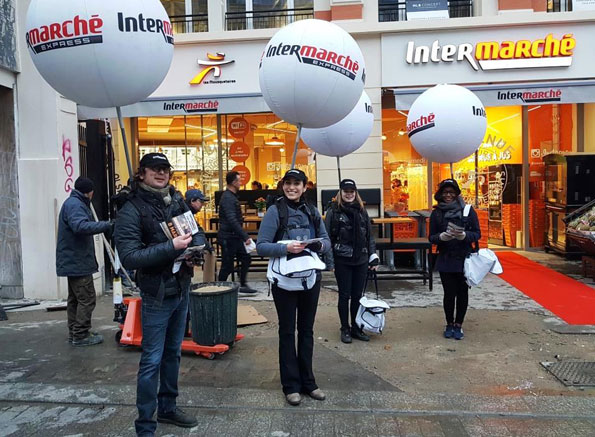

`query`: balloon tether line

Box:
[290,123,303,170]
[449,162,454,179]
[116,106,134,180]
[337,156,341,182]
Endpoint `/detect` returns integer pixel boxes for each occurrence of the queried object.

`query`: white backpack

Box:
[355,271,390,335]
[267,245,326,291]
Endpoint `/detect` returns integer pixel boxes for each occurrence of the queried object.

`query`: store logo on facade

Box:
[26,15,104,54]
[190,53,235,85]
[163,100,219,113]
[407,113,435,137]
[263,43,362,81]
[406,34,575,71]
[117,13,173,44]
[497,89,562,103]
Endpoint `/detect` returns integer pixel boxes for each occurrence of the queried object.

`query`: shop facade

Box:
[380,22,595,251]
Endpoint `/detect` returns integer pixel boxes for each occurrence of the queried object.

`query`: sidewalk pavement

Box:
[1,251,594,436]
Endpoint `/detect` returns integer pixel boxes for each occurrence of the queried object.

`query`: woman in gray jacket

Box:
[256,169,331,407]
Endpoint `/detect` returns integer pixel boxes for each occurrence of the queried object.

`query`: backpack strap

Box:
[273,197,289,243]
[462,204,479,252]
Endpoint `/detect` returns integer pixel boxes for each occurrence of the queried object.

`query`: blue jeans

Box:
[135,291,188,436]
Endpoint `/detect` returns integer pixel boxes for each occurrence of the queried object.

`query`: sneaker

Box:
[157,407,198,428]
[239,286,258,294]
[68,331,99,344]
[340,328,352,344]
[444,324,454,339]
[308,389,326,401]
[351,327,370,342]
[72,332,104,347]
[453,325,464,340]
[285,393,301,406]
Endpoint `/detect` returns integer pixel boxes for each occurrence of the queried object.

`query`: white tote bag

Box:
[463,248,503,287]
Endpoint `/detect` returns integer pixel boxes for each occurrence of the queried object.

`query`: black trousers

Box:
[439,271,469,325]
[271,281,321,395]
[67,275,96,340]
[334,261,368,330]
[218,238,251,285]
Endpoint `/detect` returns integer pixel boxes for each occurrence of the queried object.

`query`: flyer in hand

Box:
[160,211,199,239]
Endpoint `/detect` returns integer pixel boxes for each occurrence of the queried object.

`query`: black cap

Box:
[282,169,307,183]
[340,179,357,190]
[434,179,461,201]
[74,177,94,194]
[185,189,209,202]
[140,152,172,169]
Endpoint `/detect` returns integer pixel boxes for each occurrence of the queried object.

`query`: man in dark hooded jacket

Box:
[114,153,207,437]
[56,177,112,347]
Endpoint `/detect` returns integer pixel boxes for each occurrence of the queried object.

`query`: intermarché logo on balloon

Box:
[26,15,104,54]
[263,43,361,81]
[117,13,174,45]
[407,113,435,138]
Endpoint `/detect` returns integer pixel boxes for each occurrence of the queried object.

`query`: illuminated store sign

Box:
[406,33,576,71]
[190,52,235,85]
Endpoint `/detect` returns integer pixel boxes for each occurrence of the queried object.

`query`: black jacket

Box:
[428,204,481,273]
[114,186,206,298]
[56,190,112,277]
[218,189,249,241]
[324,203,376,268]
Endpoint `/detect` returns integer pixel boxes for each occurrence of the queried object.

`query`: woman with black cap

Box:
[324,179,379,344]
[256,169,331,406]
[428,179,481,340]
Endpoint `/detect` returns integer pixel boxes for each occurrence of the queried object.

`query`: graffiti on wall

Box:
[62,136,74,192]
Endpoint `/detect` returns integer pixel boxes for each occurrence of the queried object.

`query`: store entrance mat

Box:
[497,251,595,325]
[541,361,595,387]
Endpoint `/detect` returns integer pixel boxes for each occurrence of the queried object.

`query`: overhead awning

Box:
[77,94,269,120]
[391,80,595,110]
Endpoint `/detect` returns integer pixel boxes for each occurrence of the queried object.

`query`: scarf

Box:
[139,182,172,206]
[436,196,464,222]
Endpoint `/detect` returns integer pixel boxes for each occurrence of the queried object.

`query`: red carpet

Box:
[497,252,595,325]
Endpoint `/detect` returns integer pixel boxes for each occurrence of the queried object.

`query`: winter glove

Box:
[454,231,466,241]
[305,241,323,252]
[439,232,455,241]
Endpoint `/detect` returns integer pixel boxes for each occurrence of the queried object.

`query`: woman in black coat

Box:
[324,179,379,344]
[428,179,480,340]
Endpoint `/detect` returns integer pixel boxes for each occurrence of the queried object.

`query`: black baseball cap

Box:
[340,179,357,190]
[282,169,307,183]
[140,152,172,169]
[185,189,209,202]
[435,178,461,201]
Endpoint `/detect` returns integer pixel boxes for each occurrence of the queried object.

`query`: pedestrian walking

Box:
[114,153,207,436]
[428,179,481,340]
[324,179,379,344]
[256,169,331,406]
[56,176,112,347]
[217,171,257,294]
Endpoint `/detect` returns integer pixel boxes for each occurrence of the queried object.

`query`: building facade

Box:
[5,0,595,298]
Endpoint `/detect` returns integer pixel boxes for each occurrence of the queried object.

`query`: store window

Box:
[161,0,208,33]
[225,0,313,30]
[137,113,316,227]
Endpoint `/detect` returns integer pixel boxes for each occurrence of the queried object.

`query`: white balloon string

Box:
[337,156,341,182]
[116,107,134,180]
[290,123,302,169]
[449,162,454,179]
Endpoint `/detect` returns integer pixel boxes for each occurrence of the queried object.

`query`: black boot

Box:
[340,328,352,344]
[351,327,370,342]
[157,408,198,428]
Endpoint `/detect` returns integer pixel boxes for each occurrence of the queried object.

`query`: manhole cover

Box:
[541,361,595,387]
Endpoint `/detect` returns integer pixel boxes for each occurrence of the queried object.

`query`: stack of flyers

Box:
[447,222,464,234]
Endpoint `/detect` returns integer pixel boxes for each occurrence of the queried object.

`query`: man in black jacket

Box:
[56,177,112,347]
[114,153,206,437]
[217,171,257,294]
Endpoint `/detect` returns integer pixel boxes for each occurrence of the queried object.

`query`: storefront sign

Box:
[406,1,449,21]
[394,81,595,109]
[229,141,250,162]
[190,52,235,85]
[231,165,251,185]
[574,0,595,11]
[382,23,594,87]
[228,117,250,138]
[162,99,219,113]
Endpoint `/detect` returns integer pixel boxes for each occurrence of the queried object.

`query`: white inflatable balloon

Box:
[406,84,487,163]
[259,19,365,128]
[302,92,373,157]
[25,0,174,108]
